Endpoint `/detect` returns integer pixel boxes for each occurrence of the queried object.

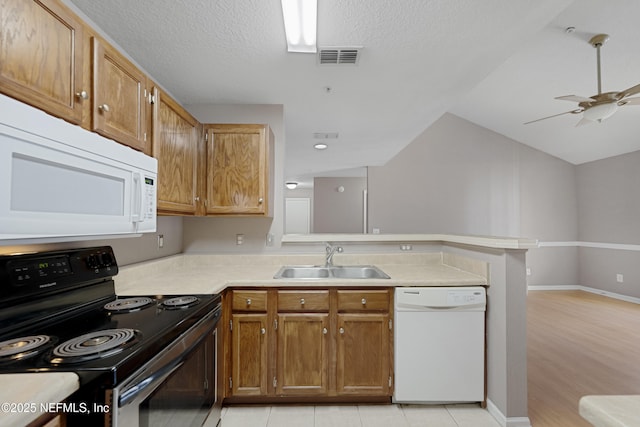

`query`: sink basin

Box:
[274,265,390,280]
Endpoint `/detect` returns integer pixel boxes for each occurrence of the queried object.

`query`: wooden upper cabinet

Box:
[204,124,274,216]
[92,37,147,152]
[0,0,87,124]
[151,87,201,215]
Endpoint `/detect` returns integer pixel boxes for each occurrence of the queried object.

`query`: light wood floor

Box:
[527,290,640,427]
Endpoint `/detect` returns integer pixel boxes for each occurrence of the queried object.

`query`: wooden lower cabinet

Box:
[276,313,329,395]
[225,288,392,402]
[336,313,391,395]
[230,313,268,396]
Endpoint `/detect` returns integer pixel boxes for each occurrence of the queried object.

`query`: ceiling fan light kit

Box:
[526,33,640,125]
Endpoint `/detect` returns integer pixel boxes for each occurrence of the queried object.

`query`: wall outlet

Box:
[526,268,531,276]
[266,233,274,247]
[616,274,624,283]
[157,234,164,249]
[372,228,380,234]
[236,234,244,245]
[400,244,412,251]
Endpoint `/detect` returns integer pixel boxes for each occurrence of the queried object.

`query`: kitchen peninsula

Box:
[0,234,536,427]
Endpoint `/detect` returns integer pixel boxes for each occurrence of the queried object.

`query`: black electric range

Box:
[0,246,221,426]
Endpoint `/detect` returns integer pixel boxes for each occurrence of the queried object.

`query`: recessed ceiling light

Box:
[314,143,328,150]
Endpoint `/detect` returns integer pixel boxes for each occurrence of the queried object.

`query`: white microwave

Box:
[0,94,157,245]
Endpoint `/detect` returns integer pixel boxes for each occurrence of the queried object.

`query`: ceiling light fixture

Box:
[313,142,328,150]
[281,0,317,53]
[582,102,619,123]
[285,181,298,189]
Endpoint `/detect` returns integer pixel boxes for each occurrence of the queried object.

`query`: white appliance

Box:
[393,286,486,403]
[0,94,157,245]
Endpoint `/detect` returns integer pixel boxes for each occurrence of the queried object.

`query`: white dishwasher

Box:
[393,286,486,403]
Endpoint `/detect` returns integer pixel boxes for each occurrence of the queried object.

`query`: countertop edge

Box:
[579,395,640,427]
[281,233,538,249]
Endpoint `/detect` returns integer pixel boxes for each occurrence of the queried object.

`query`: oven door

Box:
[111,306,221,427]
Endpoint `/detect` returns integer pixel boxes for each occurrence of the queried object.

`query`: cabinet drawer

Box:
[232,290,268,312]
[278,290,329,312]
[337,290,389,312]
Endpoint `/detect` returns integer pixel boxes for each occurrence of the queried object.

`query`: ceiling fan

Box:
[525,33,640,126]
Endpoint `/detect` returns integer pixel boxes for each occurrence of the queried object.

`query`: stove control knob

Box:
[86,255,98,269]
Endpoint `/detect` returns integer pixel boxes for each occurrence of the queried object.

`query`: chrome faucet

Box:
[325,243,343,267]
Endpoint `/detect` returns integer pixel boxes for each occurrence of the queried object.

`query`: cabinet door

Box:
[205,125,269,215]
[230,313,268,396]
[336,313,391,396]
[276,313,329,396]
[92,37,147,151]
[0,0,86,124]
[151,87,200,214]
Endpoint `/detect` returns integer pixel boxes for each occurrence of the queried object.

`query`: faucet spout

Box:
[325,243,343,267]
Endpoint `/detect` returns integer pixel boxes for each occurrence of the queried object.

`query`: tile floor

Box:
[209,404,501,427]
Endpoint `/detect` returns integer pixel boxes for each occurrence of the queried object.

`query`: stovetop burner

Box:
[162,295,199,309]
[0,335,52,362]
[104,297,154,312]
[50,328,140,364]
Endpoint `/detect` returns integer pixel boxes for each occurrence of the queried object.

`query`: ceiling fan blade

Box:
[616,83,640,99]
[524,109,582,125]
[621,96,640,105]
[555,95,596,103]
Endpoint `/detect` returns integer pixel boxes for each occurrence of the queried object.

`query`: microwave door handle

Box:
[131,172,145,223]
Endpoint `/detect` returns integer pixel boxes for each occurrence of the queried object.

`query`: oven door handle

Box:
[119,360,184,407]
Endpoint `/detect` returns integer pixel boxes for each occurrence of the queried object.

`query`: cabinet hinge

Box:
[205,132,208,141]
[229,319,233,331]
[274,319,278,330]
[149,94,156,104]
[389,319,393,330]
[143,132,147,142]
[389,376,392,387]
[204,378,209,391]
[229,377,232,389]
[273,377,277,389]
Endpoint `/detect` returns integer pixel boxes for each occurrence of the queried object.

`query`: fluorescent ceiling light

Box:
[281,0,317,53]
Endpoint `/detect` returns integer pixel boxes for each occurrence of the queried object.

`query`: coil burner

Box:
[162,296,200,309]
[0,335,52,363]
[51,329,140,364]
[104,297,154,312]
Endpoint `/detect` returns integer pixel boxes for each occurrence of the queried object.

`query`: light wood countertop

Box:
[579,395,640,427]
[0,373,79,427]
[115,252,488,296]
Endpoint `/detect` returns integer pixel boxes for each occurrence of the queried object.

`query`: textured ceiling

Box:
[65,0,640,186]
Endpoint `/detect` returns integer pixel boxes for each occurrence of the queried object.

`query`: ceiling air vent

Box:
[318,47,362,65]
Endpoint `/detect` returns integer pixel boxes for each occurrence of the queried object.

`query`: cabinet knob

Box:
[300,298,305,305]
[260,327,266,335]
[339,327,345,335]
[194,196,200,202]
[75,90,89,100]
[322,327,328,335]
[361,298,367,305]
[258,197,264,204]
[246,298,252,306]
[98,104,110,112]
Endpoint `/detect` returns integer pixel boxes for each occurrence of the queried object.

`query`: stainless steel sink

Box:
[274,265,390,280]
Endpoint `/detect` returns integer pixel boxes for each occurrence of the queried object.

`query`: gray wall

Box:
[576,151,640,298]
[368,113,579,288]
[313,177,366,233]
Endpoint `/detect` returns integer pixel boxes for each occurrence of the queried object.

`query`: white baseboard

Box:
[486,399,532,427]
[527,285,640,304]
